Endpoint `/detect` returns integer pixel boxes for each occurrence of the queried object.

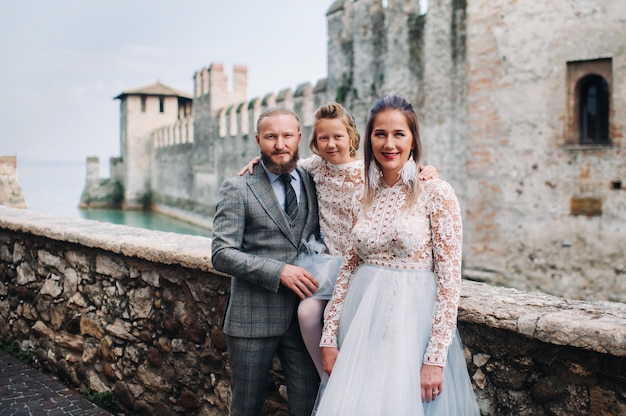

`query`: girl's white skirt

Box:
[314,264,480,415]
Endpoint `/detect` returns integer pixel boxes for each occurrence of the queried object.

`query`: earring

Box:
[399,153,417,186]
[368,162,382,191]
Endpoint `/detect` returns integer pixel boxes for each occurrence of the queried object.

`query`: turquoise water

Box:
[16,159,212,238]
[80,209,211,237]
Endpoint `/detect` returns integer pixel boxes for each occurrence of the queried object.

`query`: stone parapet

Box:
[0,206,214,272]
[1,206,625,415]
[460,281,626,358]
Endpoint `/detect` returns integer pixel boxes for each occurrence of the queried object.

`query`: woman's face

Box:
[315,118,353,165]
[370,109,414,186]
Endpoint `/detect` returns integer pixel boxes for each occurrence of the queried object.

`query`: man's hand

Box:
[237,156,262,176]
[280,264,318,299]
[322,347,339,375]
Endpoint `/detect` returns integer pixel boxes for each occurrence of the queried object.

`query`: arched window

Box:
[578,75,609,145]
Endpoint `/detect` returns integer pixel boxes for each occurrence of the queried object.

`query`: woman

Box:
[316,95,479,415]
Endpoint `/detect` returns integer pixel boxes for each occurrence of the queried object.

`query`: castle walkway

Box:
[0,349,113,416]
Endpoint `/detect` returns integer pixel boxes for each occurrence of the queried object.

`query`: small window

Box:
[578,75,609,145]
[159,97,165,113]
[565,58,612,146]
[141,96,146,112]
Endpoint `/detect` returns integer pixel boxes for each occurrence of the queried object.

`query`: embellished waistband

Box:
[362,260,432,271]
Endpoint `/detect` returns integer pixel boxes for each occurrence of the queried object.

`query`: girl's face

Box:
[370,109,414,186]
[315,118,354,165]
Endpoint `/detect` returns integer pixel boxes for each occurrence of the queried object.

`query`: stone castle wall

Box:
[462,0,626,302]
[87,0,626,302]
[147,62,330,227]
[2,206,625,415]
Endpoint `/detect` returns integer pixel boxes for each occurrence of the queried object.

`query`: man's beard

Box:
[261,148,299,175]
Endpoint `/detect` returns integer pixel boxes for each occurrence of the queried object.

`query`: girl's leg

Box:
[298,297,327,378]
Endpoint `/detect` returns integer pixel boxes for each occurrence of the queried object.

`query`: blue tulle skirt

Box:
[313,264,479,415]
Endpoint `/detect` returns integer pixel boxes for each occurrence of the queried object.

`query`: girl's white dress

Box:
[315,177,480,415]
[298,155,364,299]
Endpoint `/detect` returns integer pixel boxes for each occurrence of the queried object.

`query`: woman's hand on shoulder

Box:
[237,156,261,176]
[418,165,439,181]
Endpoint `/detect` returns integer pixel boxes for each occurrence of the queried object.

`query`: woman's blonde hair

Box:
[309,102,360,157]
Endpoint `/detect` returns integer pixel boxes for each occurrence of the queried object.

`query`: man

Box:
[211,107,321,416]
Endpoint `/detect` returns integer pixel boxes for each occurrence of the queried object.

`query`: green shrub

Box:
[84,390,120,413]
[1,341,31,363]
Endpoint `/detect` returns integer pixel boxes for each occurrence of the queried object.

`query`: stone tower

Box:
[114,82,193,208]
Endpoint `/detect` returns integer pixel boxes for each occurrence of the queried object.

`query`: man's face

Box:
[256,113,302,175]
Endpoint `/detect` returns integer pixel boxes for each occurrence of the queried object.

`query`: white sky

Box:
[0,0,330,163]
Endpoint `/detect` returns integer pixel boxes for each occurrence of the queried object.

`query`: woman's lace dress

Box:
[315,177,480,415]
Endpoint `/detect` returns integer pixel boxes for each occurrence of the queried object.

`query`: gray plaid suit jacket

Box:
[211,164,320,338]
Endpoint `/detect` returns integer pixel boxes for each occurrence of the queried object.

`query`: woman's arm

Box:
[319,245,360,375]
[424,180,463,366]
[319,196,362,374]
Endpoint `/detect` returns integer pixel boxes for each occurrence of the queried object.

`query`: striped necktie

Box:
[280,173,298,220]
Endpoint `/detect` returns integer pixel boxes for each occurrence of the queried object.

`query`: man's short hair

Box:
[256,106,301,133]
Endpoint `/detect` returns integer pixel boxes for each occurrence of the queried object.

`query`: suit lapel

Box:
[248,166,299,247]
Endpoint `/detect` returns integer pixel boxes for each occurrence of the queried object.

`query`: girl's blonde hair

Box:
[309,102,360,157]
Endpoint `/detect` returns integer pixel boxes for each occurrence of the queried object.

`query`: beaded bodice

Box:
[321,178,463,366]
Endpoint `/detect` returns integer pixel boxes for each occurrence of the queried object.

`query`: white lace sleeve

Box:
[297,154,322,172]
[320,197,362,347]
[423,180,463,366]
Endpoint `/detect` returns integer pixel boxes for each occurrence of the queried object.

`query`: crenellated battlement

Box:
[192,63,247,109]
[153,116,194,148]
[213,80,321,140]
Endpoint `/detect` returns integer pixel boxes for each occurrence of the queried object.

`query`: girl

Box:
[295,103,365,378]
